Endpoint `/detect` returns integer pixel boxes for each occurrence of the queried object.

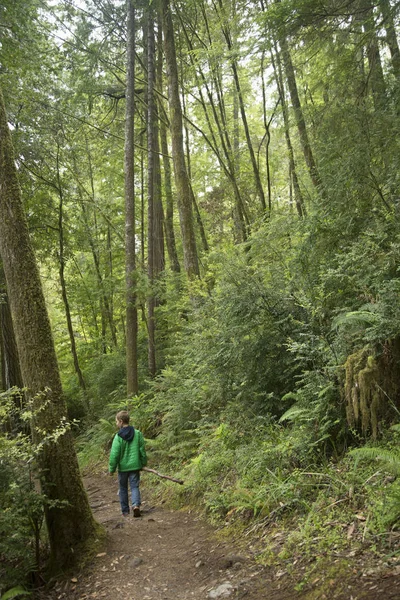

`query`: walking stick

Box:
[142,467,184,485]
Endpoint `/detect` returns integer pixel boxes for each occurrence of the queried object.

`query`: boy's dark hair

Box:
[116,410,130,424]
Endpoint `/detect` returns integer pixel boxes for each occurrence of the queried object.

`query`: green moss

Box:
[344,349,383,438]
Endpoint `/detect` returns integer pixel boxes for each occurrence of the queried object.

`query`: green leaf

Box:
[1,587,31,600]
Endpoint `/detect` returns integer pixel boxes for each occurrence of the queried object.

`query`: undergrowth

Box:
[77,393,400,582]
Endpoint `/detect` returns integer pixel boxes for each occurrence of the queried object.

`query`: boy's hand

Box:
[108,471,114,476]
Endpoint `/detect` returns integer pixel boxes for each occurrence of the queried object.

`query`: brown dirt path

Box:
[36,471,400,600]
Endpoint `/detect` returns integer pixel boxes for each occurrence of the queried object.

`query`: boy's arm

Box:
[138,431,147,467]
[109,435,121,473]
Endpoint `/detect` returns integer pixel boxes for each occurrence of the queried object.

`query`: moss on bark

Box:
[343,341,400,438]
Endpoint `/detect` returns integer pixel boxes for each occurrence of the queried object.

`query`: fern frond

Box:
[1,587,31,600]
[279,405,307,423]
[332,309,378,331]
[350,446,400,475]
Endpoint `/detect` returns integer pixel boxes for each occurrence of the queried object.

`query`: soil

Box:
[35,471,400,600]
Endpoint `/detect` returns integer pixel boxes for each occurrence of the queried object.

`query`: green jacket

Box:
[109,426,147,473]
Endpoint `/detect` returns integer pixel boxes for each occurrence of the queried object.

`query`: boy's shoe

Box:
[122,512,129,518]
[133,506,141,518]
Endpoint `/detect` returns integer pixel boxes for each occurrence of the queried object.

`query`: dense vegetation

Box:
[1,0,400,595]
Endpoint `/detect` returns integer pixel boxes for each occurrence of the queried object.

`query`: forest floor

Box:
[35,470,400,600]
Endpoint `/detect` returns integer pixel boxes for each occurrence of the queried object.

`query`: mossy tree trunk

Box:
[0,86,100,571]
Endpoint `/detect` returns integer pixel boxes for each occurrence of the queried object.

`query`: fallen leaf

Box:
[96,552,107,558]
[347,523,356,539]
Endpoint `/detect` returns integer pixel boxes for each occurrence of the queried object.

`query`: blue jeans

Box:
[118,470,141,514]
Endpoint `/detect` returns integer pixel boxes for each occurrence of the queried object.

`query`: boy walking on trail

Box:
[109,410,147,518]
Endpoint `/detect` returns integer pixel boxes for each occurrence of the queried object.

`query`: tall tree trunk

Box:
[153,128,165,278]
[159,117,181,272]
[162,0,200,279]
[157,10,180,272]
[216,0,267,213]
[271,42,305,217]
[261,50,272,216]
[147,8,157,378]
[0,86,99,571]
[177,7,248,241]
[379,0,400,79]
[278,33,323,192]
[362,0,387,110]
[179,51,209,253]
[232,67,246,240]
[56,148,87,395]
[0,264,23,393]
[0,266,24,434]
[76,142,118,351]
[140,129,146,267]
[125,0,139,395]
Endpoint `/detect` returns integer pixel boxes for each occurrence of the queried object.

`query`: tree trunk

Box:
[125,0,139,395]
[177,7,248,242]
[159,117,181,272]
[379,0,400,80]
[278,32,323,193]
[261,50,272,216]
[76,142,118,351]
[0,86,99,571]
[157,10,180,273]
[362,0,387,110]
[56,148,87,395]
[147,8,157,378]
[162,0,200,279]
[0,264,23,392]
[271,42,305,217]
[216,0,267,213]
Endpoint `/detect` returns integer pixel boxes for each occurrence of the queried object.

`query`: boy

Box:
[109,410,147,517]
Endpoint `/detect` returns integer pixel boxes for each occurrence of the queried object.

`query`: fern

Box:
[279,405,308,423]
[332,308,378,331]
[0,587,31,600]
[350,446,400,475]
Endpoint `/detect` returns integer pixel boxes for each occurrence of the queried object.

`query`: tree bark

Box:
[125,0,139,395]
[214,0,266,212]
[179,51,209,253]
[0,86,99,570]
[159,117,181,272]
[278,34,323,193]
[271,43,305,217]
[56,148,87,395]
[157,10,180,273]
[147,8,157,378]
[379,0,400,80]
[162,0,200,279]
[362,0,387,110]
[0,264,23,392]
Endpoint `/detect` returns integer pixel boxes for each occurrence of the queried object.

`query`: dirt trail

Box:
[37,472,400,600]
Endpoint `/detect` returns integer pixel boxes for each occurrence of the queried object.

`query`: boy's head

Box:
[116,410,130,428]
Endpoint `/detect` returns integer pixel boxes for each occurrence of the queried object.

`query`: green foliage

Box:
[4,0,400,579]
[84,352,127,417]
[0,389,86,593]
[0,588,31,600]
[349,430,400,529]
[0,397,45,594]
